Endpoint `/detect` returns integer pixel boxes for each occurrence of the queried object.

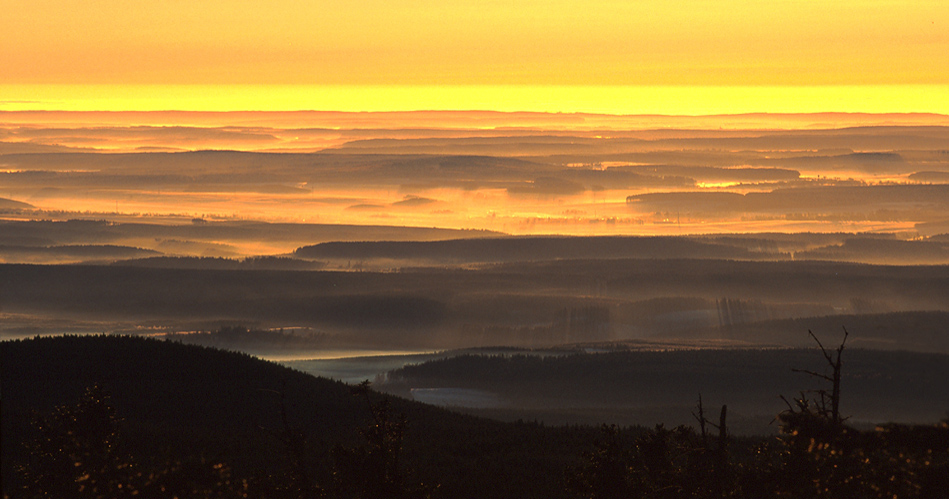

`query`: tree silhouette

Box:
[332,381,432,499]
[15,384,247,499]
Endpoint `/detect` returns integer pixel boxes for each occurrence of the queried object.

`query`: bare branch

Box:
[791,368,834,382]
[692,394,709,444]
[807,329,835,365]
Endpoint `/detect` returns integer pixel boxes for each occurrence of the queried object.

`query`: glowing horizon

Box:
[2,84,949,115]
[3,1,948,239]
[5,2,946,85]
[4,0,947,115]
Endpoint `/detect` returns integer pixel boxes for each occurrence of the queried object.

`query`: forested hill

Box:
[293,236,764,264]
[0,335,601,499]
[4,335,948,498]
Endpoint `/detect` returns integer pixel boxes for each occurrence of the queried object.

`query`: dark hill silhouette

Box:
[155,326,331,353]
[0,197,34,209]
[627,184,949,214]
[0,243,160,261]
[0,219,501,248]
[293,233,949,267]
[795,238,949,264]
[294,236,763,264]
[1,335,605,499]
[112,255,326,271]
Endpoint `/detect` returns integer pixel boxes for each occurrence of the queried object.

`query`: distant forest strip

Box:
[3,260,949,350]
[378,348,949,427]
[294,233,949,266]
[4,260,949,319]
[0,219,500,248]
[6,219,949,268]
[294,236,769,262]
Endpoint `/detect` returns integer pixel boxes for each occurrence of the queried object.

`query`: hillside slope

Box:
[1,335,600,499]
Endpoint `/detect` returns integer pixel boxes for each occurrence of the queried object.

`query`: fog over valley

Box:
[4,111,949,497]
[3,112,949,236]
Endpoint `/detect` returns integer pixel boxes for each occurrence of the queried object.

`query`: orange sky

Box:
[2,1,948,113]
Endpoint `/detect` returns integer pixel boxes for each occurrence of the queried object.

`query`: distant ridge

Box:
[0,197,33,209]
[294,236,763,264]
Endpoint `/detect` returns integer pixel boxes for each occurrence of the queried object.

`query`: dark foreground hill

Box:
[0,335,602,499]
[4,335,948,499]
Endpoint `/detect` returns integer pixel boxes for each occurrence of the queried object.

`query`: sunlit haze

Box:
[2,0,948,245]
[4,0,948,114]
[5,1,947,86]
[2,85,948,114]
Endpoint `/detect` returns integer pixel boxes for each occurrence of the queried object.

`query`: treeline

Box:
[293,236,767,264]
[113,256,326,271]
[159,326,331,353]
[379,348,949,431]
[685,310,949,354]
[0,244,160,264]
[295,232,949,268]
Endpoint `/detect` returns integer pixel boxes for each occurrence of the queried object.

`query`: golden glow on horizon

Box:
[2,2,947,241]
[3,84,949,115]
[4,1,947,88]
[4,1,948,115]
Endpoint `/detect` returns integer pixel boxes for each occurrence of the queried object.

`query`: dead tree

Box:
[790,328,848,424]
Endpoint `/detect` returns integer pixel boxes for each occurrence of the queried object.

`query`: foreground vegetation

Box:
[3,335,947,498]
